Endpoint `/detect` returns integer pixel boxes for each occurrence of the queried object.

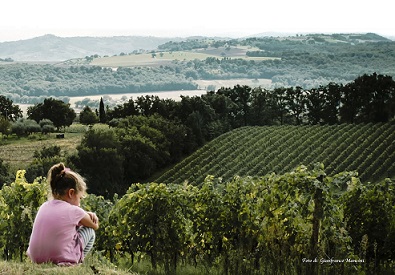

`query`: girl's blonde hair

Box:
[47,163,87,198]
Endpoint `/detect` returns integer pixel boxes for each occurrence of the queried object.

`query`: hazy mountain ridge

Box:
[0,34,185,62]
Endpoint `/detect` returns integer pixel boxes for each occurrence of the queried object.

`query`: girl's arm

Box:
[79,212,99,230]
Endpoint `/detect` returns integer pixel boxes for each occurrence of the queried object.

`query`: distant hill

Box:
[0,34,185,62]
[248,32,393,41]
[155,123,395,185]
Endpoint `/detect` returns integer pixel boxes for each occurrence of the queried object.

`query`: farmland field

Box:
[90,48,279,67]
[156,123,395,185]
[91,51,217,67]
[0,133,82,170]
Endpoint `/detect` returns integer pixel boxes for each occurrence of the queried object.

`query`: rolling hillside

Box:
[155,123,395,185]
[89,49,276,67]
[0,34,185,61]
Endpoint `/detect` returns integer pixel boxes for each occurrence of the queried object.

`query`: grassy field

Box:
[90,46,279,68]
[0,256,223,275]
[91,51,215,67]
[0,132,83,170]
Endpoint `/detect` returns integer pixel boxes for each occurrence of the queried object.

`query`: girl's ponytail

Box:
[47,163,86,198]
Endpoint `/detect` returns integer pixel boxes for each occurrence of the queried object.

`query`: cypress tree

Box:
[99,97,106,123]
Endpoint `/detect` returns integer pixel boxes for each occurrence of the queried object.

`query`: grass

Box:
[0,252,134,275]
[0,255,226,275]
[114,254,223,275]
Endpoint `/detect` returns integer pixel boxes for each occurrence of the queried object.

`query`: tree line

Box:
[105,72,395,128]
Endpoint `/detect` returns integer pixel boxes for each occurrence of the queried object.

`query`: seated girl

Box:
[27,163,99,265]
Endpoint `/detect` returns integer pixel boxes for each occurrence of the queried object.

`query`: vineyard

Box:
[1,123,395,274]
[155,122,395,185]
[1,166,395,274]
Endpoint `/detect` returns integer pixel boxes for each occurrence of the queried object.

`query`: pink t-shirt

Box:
[27,199,87,265]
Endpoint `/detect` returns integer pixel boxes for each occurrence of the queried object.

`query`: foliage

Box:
[105,74,395,148]
[108,183,193,273]
[80,193,119,262]
[0,159,13,185]
[25,145,63,182]
[1,167,394,273]
[105,166,393,274]
[0,64,197,104]
[33,145,61,159]
[0,171,47,261]
[0,116,12,136]
[340,73,395,123]
[38,119,55,134]
[99,97,107,123]
[64,123,89,133]
[11,118,41,137]
[71,115,189,197]
[343,178,395,271]
[0,95,22,121]
[27,98,76,130]
[79,106,99,125]
[72,127,125,197]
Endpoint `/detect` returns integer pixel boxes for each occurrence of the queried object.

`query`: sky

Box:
[0,0,394,42]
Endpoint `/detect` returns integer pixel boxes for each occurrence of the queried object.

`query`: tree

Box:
[26,146,63,182]
[71,128,125,198]
[114,115,174,181]
[322,82,341,124]
[340,73,395,123]
[79,106,99,125]
[177,96,216,146]
[249,87,274,126]
[0,95,22,121]
[285,86,307,125]
[0,159,13,185]
[0,116,12,136]
[217,85,252,127]
[11,118,41,137]
[201,92,235,136]
[99,97,106,123]
[27,98,76,130]
[39,119,55,134]
[305,84,341,125]
[269,87,290,125]
[305,87,325,124]
[107,98,139,120]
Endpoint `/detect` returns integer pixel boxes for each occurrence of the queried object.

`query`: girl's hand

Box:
[80,212,99,230]
[87,211,99,225]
